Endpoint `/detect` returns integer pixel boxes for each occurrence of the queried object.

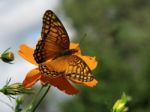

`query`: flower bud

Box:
[0,83,32,96]
[0,48,14,63]
[112,93,131,112]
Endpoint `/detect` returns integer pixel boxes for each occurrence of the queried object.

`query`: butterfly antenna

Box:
[79,33,87,46]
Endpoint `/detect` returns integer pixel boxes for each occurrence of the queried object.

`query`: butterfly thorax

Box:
[60,49,78,56]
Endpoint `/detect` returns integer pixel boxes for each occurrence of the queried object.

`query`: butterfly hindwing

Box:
[39,63,63,77]
[65,55,95,82]
[34,10,70,63]
[39,55,95,83]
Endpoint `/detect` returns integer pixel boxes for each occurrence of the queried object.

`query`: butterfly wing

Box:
[34,10,70,63]
[39,55,97,87]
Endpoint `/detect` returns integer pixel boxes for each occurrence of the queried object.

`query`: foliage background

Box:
[0,0,150,112]
[59,0,150,112]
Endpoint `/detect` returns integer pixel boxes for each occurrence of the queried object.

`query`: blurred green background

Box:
[1,0,150,112]
[58,0,150,112]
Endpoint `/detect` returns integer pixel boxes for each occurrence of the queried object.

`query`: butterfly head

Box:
[60,49,78,56]
[69,49,78,54]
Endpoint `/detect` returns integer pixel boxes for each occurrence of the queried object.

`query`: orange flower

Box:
[18,43,98,95]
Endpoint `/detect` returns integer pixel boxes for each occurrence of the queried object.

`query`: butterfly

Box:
[33,10,95,84]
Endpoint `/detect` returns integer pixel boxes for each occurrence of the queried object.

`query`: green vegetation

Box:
[60,0,150,112]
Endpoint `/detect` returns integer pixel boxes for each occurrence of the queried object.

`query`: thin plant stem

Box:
[32,85,51,112]
[23,84,51,112]
[30,86,44,104]
[24,85,44,112]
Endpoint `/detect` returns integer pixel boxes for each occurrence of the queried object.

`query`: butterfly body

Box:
[34,10,96,84]
[60,49,78,56]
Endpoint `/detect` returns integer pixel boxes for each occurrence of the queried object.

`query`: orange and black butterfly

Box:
[33,10,95,83]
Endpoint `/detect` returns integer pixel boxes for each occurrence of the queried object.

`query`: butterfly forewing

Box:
[34,10,70,63]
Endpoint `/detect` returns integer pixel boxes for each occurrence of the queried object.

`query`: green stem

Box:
[32,85,51,112]
[23,86,44,112]
[31,86,44,104]
[23,84,51,112]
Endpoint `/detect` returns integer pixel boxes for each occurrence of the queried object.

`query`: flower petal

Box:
[18,44,37,65]
[40,75,80,95]
[23,68,41,88]
[78,55,98,70]
[70,78,98,87]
